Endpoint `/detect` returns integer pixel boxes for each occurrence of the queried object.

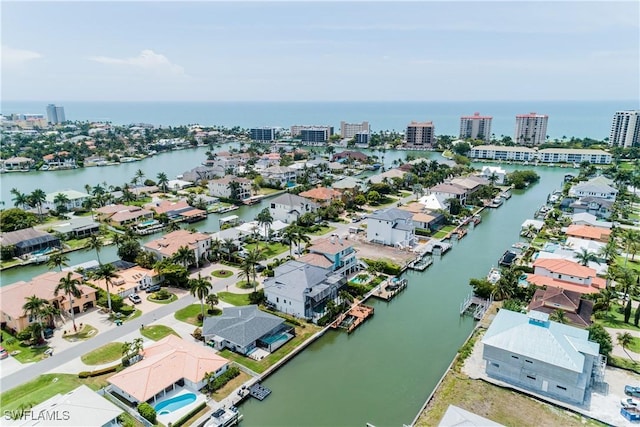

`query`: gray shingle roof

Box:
[263,260,337,300]
[202,305,284,348]
[270,193,317,209]
[367,207,413,222]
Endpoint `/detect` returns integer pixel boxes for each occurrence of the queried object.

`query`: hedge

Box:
[78,364,120,378]
[208,366,240,392]
[137,402,156,424]
[171,401,207,427]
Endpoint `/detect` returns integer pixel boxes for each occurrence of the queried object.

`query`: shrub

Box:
[192,327,203,341]
[137,402,156,424]
[78,364,119,378]
[172,402,207,427]
[154,289,171,300]
[207,366,240,392]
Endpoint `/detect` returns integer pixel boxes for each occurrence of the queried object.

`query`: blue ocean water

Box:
[2,100,637,140]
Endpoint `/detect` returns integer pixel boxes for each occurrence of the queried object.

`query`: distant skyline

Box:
[2,1,639,102]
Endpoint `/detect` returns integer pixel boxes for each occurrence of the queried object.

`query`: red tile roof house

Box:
[564,224,612,243]
[108,335,229,406]
[526,258,606,295]
[298,187,342,206]
[527,287,594,327]
[143,229,212,267]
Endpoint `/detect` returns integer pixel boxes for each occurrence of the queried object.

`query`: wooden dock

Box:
[373,278,408,300]
[408,255,433,271]
[460,294,493,320]
[331,301,375,333]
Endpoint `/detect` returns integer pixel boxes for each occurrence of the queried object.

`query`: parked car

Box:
[625,385,640,397]
[255,263,266,273]
[146,284,161,293]
[0,347,8,359]
[128,294,142,304]
[44,328,54,339]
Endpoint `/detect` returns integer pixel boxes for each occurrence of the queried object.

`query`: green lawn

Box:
[433,225,456,239]
[63,324,98,341]
[147,293,178,304]
[219,324,321,373]
[235,280,258,290]
[81,342,124,365]
[175,304,205,326]
[0,373,112,413]
[244,242,289,258]
[124,309,142,322]
[217,292,251,306]
[211,269,233,278]
[0,331,49,363]
[594,303,640,331]
[308,225,336,236]
[258,188,281,195]
[140,325,180,341]
[66,238,90,250]
[616,256,640,274]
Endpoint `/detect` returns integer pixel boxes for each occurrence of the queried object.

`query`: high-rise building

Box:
[514,112,548,145]
[459,112,492,142]
[46,104,66,124]
[290,125,333,138]
[340,121,370,138]
[300,128,331,145]
[609,110,640,148]
[406,121,435,147]
[250,127,276,142]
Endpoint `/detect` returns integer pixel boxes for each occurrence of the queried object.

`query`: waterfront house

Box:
[145,199,206,223]
[438,405,504,427]
[143,229,212,267]
[332,150,369,163]
[527,287,594,328]
[0,227,61,257]
[479,166,507,185]
[42,151,77,169]
[48,216,101,239]
[202,305,294,355]
[526,258,605,295]
[569,213,613,229]
[2,385,123,427]
[425,182,468,206]
[369,168,406,185]
[366,207,416,248]
[564,224,611,243]
[43,189,90,211]
[450,176,489,195]
[96,204,154,226]
[568,176,618,200]
[482,309,600,406]
[208,176,252,200]
[263,260,346,323]
[332,176,366,192]
[268,193,318,224]
[181,165,225,183]
[1,156,35,171]
[302,236,359,276]
[411,212,445,232]
[568,197,614,219]
[260,165,297,187]
[418,193,450,211]
[0,271,97,334]
[299,186,342,206]
[90,265,162,298]
[108,335,229,406]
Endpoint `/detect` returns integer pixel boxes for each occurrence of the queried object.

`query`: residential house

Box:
[91,266,162,298]
[96,204,154,226]
[411,212,445,232]
[450,176,489,196]
[418,193,450,211]
[570,213,613,229]
[438,405,504,427]
[482,309,601,406]
[332,150,369,163]
[202,305,294,355]
[1,156,34,171]
[263,260,346,323]
[479,166,507,185]
[302,236,359,276]
[260,165,297,187]
[299,186,342,206]
[526,258,605,295]
[425,183,468,205]
[208,176,252,200]
[568,197,614,219]
[3,385,122,427]
[143,229,212,266]
[42,151,77,169]
[332,176,366,192]
[145,199,206,223]
[0,271,97,334]
[564,224,611,243]
[568,177,618,200]
[366,207,416,248]
[254,153,282,170]
[48,216,100,239]
[527,287,594,328]
[369,168,406,185]
[181,165,225,183]
[0,228,60,257]
[108,335,229,405]
[269,193,318,224]
[43,189,90,211]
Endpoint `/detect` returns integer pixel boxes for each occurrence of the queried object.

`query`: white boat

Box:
[487,267,501,284]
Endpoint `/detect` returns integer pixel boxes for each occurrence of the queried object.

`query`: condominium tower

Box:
[46,104,66,124]
[340,121,370,138]
[406,121,435,147]
[459,112,492,142]
[515,112,548,145]
[250,127,276,142]
[609,110,640,148]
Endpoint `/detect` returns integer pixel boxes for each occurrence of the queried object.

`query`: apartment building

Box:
[609,110,640,148]
[460,112,492,142]
[340,121,370,138]
[515,112,548,145]
[406,121,435,147]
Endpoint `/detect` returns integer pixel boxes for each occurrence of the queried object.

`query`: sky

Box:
[1,1,639,102]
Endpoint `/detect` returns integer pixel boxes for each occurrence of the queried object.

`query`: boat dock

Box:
[373,277,408,301]
[408,255,433,271]
[331,301,375,333]
[249,383,271,401]
[460,294,493,320]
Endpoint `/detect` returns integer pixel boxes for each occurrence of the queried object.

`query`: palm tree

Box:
[617,332,635,362]
[41,303,61,328]
[256,208,273,247]
[86,234,104,265]
[22,295,48,342]
[189,273,212,321]
[157,172,169,193]
[54,272,83,332]
[10,188,30,209]
[206,294,219,313]
[210,238,222,262]
[281,225,299,256]
[295,228,311,256]
[222,238,236,262]
[135,169,145,185]
[167,221,181,232]
[623,229,640,264]
[29,189,46,221]
[53,192,70,213]
[94,263,118,312]
[599,239,620,265]
[575,248,599,267]
[47,251,69,272]
[173,245,196,268]
[549,309,568,324]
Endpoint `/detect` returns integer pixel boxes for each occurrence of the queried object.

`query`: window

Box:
[526,375,536,380]
[525,360,533,364]
[490,362,499,368]
[511,355,519,360]
[276,297,279,303]
[557,385,567,391]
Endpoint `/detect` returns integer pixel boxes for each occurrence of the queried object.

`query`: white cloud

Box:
[89,49,185,75]
[1,45,43,66]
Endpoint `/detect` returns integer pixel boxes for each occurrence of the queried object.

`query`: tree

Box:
[281,225,299,256]
[549,309,568,324]
[94,263,118,312]
[227,181,242,201]
[205,293,219,312]
[238,247,263,292]
[634,304,640,327]
[599,239,620,265]
[22,295,48,342]
[172,245,196,268]
[575,248,599,267]
[222,238,236,262]
[54,272,83,332]
[29,189,46,221]
[588,323,612,357]
[118,239,141,262]
[47,251,70,272]
[86,234,104,265]
[256,208,273,246]
[625,298,633,324]
[189,273,212,321]
[617,332,635,362]
[623,229,640,264]
[295,228,311,256]
[10,188,30,209]
[53,192,70,214]
[0,208,38,232]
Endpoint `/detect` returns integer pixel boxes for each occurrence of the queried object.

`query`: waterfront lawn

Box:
[65,237,90,250]
[244,242,289,258]
[210,371,251,401]
[0,331,49,363]
[0,373,112,414]
[0,258,22,269]
[257,188,281,195]
[63,324,97,341]
[219,324,321,374]
[307,225,336,236]
[594,303,640,332]
[433,225,456,239]
[81,342,124,365]
[140,325,180,341]
[217,292,250,306]
[175,304,205,326]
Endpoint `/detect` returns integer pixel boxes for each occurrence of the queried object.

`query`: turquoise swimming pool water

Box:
[154,393,196,415]
[261,333,289,345]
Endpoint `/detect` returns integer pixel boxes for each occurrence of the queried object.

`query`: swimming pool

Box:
[154,393,196,415]
[261,333,289,345]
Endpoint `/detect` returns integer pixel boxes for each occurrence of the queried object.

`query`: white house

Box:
[568,176,618,200]
[268,193,318,224]
[479,166,507,185]
[366,207,416,248]
[43,189,90,211]
[142,229,212,267]
[260,166,297,187]
[208,176,252,200]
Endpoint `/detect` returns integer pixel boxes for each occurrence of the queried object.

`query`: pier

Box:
[331,301,375,333]
[373,277,408,301]
[459,294,493,320]
[408,255,433,271]
[249,383,272,401]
